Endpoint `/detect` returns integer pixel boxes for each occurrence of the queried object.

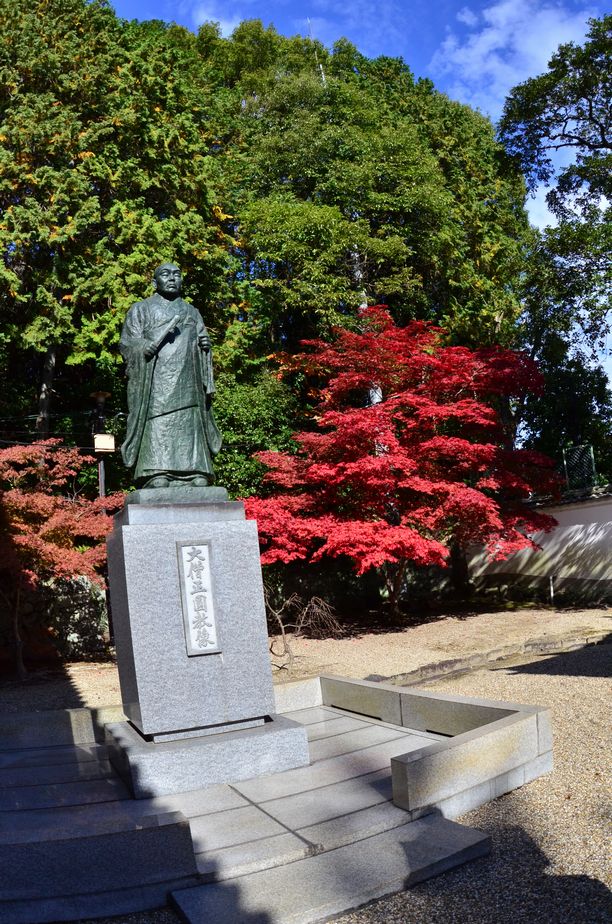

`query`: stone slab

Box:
[304,715,371,741]
[107,510,276,737]
[232,734,428,803]
[0,758,114,788]
[1,811,197,900]
[189,804,289,853]
[120,502,244,525]
[195,832,312,881]
[320,676,402,724]
[0,707,123,750]
[0,743,106,771]
[399,689,515,736]
[106,715,310,798]
[0,777,129,811]
[124,486,229,506]
[171,815,491,924]
[297,800,412,851]
[282,706,340,726]
[392,712,539,812]
[261,767,393,829]
[0,876,198,924]
[274,678,323,714]
[308,725,409,762]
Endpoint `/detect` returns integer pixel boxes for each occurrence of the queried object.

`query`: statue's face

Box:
[153,264,182,299]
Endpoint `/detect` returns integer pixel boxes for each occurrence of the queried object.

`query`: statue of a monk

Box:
[120,263,222,488]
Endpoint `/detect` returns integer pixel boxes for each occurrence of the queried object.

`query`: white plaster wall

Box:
[470,496,612,582]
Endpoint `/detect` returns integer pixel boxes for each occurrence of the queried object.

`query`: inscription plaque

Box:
[176,540,220,656]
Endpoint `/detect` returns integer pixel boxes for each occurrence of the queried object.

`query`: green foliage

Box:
[0,0,231,372]
[41,576,110,660]
[213,370,298,497]
[499,15,612,347]
[208,24,530,348]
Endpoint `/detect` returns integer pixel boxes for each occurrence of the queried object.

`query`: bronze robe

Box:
[120,294,222,483]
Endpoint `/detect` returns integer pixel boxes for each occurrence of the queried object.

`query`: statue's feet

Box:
[191,476,211,487]
[146,475,170,488]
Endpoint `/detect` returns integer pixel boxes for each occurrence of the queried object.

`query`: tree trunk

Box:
[35,345,56,439]
[386,560,407,618]
[12,581,27,680]
[449,541,472,600]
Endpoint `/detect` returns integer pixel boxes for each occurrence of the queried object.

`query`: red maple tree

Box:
[0,440,123,676]
[245,307,559,610]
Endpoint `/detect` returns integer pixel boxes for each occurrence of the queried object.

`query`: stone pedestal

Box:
[106,492,309,797]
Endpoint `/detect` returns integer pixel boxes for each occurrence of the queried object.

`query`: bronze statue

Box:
[120,263,222,488]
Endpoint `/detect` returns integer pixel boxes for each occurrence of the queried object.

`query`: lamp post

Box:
[90,391,114,499]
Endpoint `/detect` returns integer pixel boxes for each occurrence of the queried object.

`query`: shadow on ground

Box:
[504,637,612,679]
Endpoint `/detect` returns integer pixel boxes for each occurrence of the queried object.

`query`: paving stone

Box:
[195,831,312,881]
[172,815,491,924]
[308,725,408,762]
[149,782,248,818]
[261,768,393,829]
[304,715,369,741]
[188,804,289,853]
[233,735,427,803]
[284,706,340,726]
[296,800,412,851]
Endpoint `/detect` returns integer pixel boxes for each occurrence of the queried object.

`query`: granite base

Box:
[106,715,310,798]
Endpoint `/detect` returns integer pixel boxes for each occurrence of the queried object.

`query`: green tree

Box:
[499,15,611,345]
[0,0,230,436]
[201,22,531,351]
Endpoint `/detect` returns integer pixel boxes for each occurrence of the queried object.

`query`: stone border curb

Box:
[365,628,611,687]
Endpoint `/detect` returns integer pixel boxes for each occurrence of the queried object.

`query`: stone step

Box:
[0,777,130,811]
[0,742,107,771]
[0,758,114,789]
[0,809,198,904]
[172,815,491,924]
[0,875,196,924]
[0,706,123,750]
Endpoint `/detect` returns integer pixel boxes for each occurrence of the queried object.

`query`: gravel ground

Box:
[1,606,609,713]
[2,609,610,923]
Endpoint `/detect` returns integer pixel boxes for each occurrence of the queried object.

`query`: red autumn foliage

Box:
[0,440,124,674]
[244,307,559,579]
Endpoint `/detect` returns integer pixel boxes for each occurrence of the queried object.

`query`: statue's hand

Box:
[144,341,157,359]
[198,333,211,352]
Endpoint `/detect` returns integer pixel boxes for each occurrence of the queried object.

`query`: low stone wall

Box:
[277,675,553,821]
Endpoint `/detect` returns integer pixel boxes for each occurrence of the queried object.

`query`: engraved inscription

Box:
[177,541,220,656]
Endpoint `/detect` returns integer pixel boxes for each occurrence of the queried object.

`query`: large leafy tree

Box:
[0,439,122,675]
[0,0,230,434]
[500,15,612,474]
[245,307,558,611]
[500,14,611,346]
[201,21,531,352]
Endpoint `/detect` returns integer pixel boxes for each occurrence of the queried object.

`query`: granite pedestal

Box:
[106,491,309,797]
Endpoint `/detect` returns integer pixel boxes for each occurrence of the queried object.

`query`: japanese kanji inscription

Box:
[176,540,220,656]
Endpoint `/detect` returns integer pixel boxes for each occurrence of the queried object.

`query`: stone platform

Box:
[0,676,553,923]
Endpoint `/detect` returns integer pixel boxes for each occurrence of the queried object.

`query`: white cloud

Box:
[457,6,479,27]
[189,1,242,35]
[430,0,598,120]
[292,0,406,59]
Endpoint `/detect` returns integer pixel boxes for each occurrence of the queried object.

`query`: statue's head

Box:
[153,263,182,299]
